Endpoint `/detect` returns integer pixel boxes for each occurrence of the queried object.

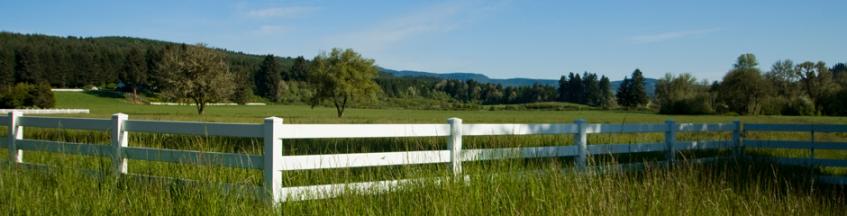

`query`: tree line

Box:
[655,53,847,116]
[4,32,847,117]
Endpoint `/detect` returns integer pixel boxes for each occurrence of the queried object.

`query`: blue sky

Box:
[1,0,845,81]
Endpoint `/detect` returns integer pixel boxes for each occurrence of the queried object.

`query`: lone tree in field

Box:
[159,44,234,114]
[308,48,380,117]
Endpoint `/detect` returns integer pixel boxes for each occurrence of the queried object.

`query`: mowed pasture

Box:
[1,92,846,215]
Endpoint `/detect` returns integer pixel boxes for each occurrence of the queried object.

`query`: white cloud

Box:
[629,28,720,44]
[247,6,317,18]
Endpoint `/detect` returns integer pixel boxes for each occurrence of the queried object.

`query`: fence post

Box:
[7,111,23,164]
[665,120,676,164]
[448,118,463,177]
[574,119,587,170]
[263,117,283,203]
[111,113,129,176]
[732,120,742,158]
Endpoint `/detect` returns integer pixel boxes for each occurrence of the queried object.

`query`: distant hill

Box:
[380,67,657,96]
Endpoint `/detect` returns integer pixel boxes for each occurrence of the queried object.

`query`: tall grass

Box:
[1,92,845,214]
[2,156,844,215]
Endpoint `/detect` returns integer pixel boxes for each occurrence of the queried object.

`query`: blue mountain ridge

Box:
[379,67,657,96]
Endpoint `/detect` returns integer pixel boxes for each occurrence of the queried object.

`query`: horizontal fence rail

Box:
[7,112,846,203]
[19,116,111,131]
[125,120,264,138]
[742,123,847,185]
[462,124,577,136]
[745,140,847,150]
[278,124,450,139]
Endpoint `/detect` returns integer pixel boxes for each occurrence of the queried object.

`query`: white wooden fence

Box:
[742,123,847,184]
[6,111,842,203]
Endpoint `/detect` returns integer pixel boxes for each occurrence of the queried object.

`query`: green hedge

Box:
[0,83,55,109]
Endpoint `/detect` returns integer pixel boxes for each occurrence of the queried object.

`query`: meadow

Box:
[1,92,846,215]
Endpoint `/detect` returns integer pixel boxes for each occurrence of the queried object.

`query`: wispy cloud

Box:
[253,25,290,35]
[328,0,508,52]
[629,28,720,44]
[247,6,317,18]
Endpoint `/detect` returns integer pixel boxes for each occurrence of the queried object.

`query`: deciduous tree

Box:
[158,44,234,114]
[308,48,380,117]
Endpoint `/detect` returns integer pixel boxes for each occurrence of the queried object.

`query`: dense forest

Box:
[2,32,846,116]
[0,32,617,108]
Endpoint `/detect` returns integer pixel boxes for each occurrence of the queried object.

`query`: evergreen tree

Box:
[630,69,649,107]
[254,55,282,101]
[558,75,569,102]
[567,73,583,103]
[145,47,166,92]
[616,76,631,107]
[288,56,309,81]
[617,69,649,108]
[598,75,613,108]
[583,72,600,106]
[14,46,43,84]
[120,47,148,102]
[0,48,13,86]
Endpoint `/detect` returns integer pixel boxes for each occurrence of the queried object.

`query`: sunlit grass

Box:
[0,92,846,214]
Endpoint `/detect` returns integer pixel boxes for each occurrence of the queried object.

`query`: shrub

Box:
[784,96,815,116]
[29,82,55,108]
[758,96,787,115]
[0,83,55,109]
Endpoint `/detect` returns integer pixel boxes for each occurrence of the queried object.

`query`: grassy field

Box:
[52,92,847,124]
[0,91,845,214]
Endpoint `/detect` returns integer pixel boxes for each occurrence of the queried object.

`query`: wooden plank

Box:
[278,124,449,139]
[587,143,666,155]
[462,146,578,161]
[772,157,808,166]
[585,123,666,134]
[814,158,847,167]
[125,120,263,138]
[674,140,730,151]
[744,124,812,132]
[280,150,450,171]
[18,116,111,131]
[16,139,111,156]
[813,141,847,150]
[677,123,736,132]
[811,125,847,133]
[745,140,811,149]
[281,175,470,202]
[747,140,847,150]
[462,124,576,136]
[123,147,263,169]
[0,138,6,148]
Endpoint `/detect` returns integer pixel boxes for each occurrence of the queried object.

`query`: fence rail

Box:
[4,112,847,203]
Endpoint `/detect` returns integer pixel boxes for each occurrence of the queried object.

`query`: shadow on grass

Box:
[84,90,126,98]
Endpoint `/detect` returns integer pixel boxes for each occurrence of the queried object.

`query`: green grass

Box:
[0,91,845,214]
[53,92,847,124]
